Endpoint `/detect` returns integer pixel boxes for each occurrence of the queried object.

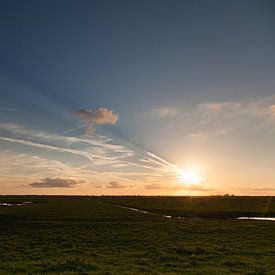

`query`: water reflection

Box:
[0,202,33,206]
[237,217,275,221]
[162,215,172,219]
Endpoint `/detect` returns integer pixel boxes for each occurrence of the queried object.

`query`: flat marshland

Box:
[0,196,274,274]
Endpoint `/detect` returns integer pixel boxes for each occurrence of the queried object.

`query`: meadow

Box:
[0,196,274,274]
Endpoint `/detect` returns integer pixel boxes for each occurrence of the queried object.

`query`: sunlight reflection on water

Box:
[237,217,275,221]
[117,204,184,219]
[0,202,33,206]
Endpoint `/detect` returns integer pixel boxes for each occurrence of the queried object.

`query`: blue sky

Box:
[0,0,275,195]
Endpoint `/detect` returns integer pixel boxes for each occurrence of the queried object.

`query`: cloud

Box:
[141,107,180,119]
[107,181,127,189]
[0,123,23,131]
[270,105,275,118]
[29,177,82,188]
[199,103,225,113]
[0,122,213,192]
[0,136,95,161]
[84,126,95,135]
[184,184,213,191]
[188,132,208,141]
[150,107,179,118]
[0,150,112,191]
[0,123,135,167]
[198,102,243,122]
[144,184,168,190]
[144,183,213,191]
[246,187,275,192]
[195,97,275,132]
[76,107,119,135]
[94,185,103,188]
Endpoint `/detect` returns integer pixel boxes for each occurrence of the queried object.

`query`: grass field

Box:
[0,196,274,274]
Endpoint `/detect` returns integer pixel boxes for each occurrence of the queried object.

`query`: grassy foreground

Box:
[0,196,274,274]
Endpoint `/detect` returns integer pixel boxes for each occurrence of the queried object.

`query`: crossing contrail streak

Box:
[0,107,18,111]
[63,124,88,134]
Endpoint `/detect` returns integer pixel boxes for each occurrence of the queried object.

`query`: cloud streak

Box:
[0,123,135,167]
[0,136,95,161]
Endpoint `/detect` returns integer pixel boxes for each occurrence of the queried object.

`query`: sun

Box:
[179,169,203,185]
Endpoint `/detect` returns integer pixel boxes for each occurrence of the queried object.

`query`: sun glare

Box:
[179,169,203,185]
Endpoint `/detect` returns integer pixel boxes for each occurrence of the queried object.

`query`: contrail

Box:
[103,124,182,174]
[0,107,18,111]
[0,136,94,161]
[63,124,88,134]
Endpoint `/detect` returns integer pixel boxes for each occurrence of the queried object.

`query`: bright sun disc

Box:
[179,170,203,184]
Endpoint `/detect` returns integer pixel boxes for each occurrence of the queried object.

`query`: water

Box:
[118,204,183,219]
[162,215,172,219]
[128,207,149,214]
[0,202,33,206]
[237,217,275,221]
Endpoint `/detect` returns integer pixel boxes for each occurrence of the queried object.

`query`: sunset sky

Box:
[0,0,275,195]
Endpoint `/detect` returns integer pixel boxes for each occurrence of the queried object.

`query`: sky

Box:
[0,0,275,195]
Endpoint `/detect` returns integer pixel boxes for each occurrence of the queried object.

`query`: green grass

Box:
[0,196,274,274]
[98,196,275,218]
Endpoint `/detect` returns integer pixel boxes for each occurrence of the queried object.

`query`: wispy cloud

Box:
[0,119,206,192]
[139,107,180,119]
[0,136,95,161]
[198,97,275,124]
[0,123,135,166]
[0,150,99,184]
[198,102,242,114]
[0,122,187,191]
[149,107,179,118]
